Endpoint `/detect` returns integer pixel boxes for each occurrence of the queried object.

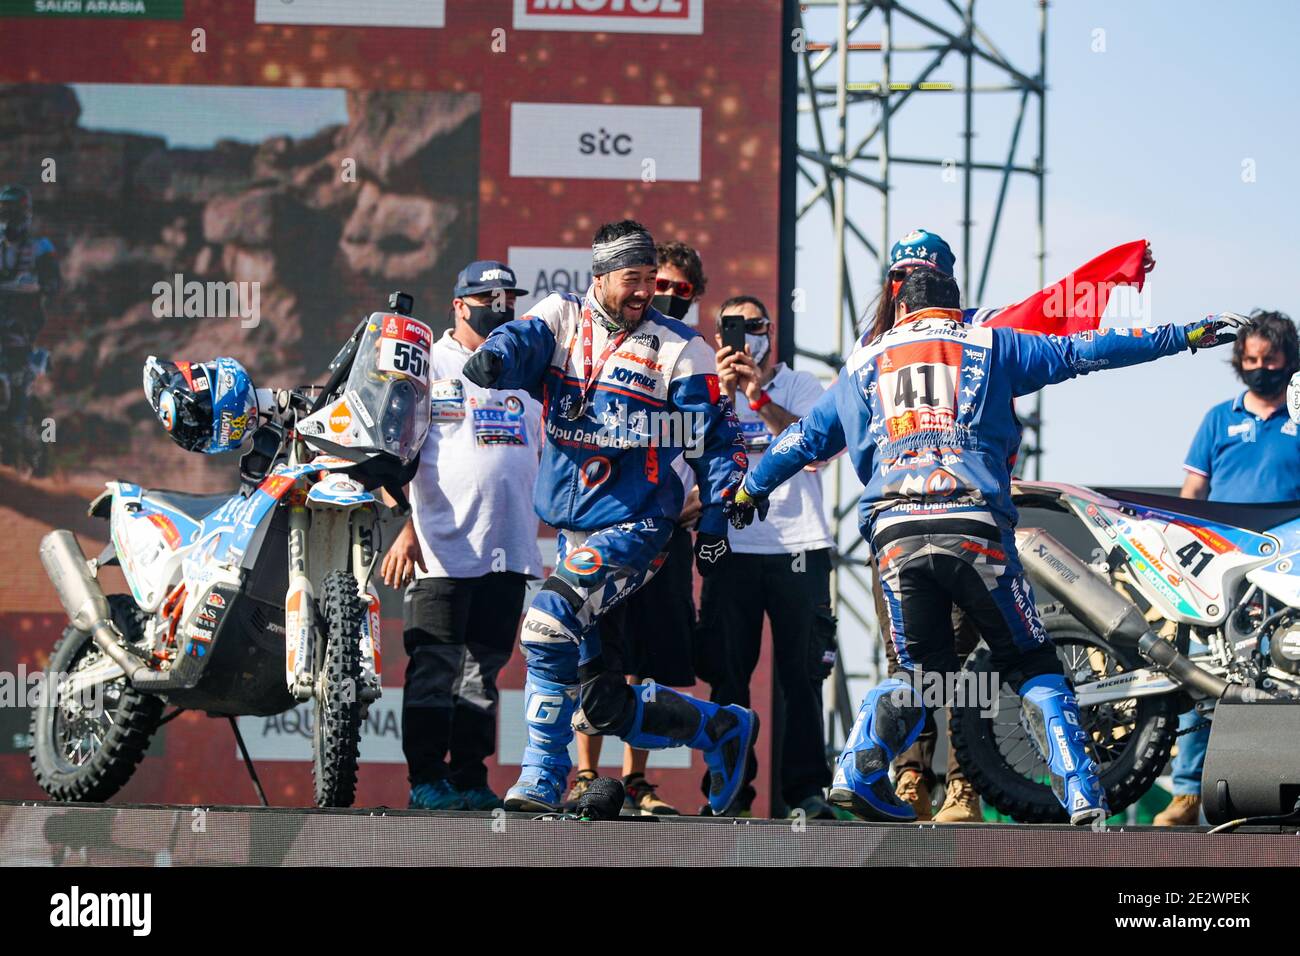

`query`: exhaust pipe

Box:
[40,531,168,686]
[1015,527,1258,702]
[1016,527,1150,652]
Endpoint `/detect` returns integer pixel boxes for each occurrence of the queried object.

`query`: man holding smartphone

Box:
[699,295,838,818]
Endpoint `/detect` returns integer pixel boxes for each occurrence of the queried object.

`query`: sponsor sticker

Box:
[471,397,528,446]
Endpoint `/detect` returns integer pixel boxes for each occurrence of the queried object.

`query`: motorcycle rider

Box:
[462,219,758,814]
[871,228,1156,822]
[568,239,711,817]
[0,184,60,465]
[727,266,1245,825]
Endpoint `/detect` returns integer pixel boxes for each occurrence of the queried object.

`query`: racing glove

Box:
[723,483,770,530]
[1185,312,1247,352]
[694,531,731,577]
[462,349,503,388]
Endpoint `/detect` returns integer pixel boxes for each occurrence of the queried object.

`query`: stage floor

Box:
[3,801,1299,866]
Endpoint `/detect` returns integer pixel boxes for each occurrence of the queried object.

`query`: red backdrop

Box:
[0,0,785,815]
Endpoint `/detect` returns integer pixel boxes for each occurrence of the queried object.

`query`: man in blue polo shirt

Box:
[1158,310,1300,825]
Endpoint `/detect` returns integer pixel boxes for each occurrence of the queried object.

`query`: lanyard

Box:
[568,305,627,416]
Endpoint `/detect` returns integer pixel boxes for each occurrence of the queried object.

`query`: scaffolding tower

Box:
[784,0,1049,741]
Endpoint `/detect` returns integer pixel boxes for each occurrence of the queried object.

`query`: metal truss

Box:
[787,0,1049,742]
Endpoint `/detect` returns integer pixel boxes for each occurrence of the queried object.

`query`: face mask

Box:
[652,294,692,320]
[746,332,770,366]
[1242,366,1291,397]
[465,304,514,337]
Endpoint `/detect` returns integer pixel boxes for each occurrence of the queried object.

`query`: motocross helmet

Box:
[143,355,257,454]
[0,185,32,242]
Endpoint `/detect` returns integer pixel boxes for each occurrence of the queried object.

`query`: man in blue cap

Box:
[380,259,546,811]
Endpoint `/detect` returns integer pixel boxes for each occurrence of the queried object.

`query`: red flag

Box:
[981,239,1148,335]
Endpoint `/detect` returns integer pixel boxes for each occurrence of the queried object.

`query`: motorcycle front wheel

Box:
[29,595,164,802]
[312,569,365,808]
[949,606,1180,823]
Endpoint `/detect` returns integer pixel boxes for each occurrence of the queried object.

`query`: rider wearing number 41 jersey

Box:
[727,268,1245,826]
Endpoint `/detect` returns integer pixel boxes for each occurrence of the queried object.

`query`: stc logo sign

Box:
[510,103,701,181]
[514,0,703,35]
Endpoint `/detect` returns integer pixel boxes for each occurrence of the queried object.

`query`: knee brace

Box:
[572,664,636,737]
[520,584,583,686]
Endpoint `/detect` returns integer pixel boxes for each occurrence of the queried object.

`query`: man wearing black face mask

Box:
[379,260,544,811]
[652,240,707,322]
[1161,309,1300,826]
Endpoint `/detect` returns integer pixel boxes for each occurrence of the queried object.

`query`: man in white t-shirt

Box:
[699,295,839,818]
[379,260,543,811]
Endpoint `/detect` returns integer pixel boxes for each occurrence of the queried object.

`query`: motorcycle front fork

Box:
[284,503,383,702]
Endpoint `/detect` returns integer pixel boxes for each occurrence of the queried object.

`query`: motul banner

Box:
[513,0,703,35]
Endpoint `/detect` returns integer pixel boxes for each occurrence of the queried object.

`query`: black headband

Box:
[592,231,656,276]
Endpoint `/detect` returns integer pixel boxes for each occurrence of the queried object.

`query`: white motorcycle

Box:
[951,469,1300,822]
[31,293,432,808]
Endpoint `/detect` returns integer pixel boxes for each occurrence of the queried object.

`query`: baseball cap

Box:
[454,260,529,298]
[889,229,955,276]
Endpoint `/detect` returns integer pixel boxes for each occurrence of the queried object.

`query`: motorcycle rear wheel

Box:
[29,596,164,802]
[950,606,1179,823]
[312,569,365,808]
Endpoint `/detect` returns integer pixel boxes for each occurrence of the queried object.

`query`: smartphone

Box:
[720,313,747,356]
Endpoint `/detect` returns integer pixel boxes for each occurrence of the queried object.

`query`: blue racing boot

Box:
[620,685,759,816]
[1018,674,1109,826]
[504,674,578,812]
[409,780,466,811]
[829,678,926,822]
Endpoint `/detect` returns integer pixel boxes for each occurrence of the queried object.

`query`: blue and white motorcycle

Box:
[31,293,432,807]
[950,474,1300,822]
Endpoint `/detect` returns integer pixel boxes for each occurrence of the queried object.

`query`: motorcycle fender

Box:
[306,472,376,509]
[110,488,187,613]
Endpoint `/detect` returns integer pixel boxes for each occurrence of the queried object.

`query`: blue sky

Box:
[795,0,1300,488]
[73,83,347,148]
[792,1,1300,686]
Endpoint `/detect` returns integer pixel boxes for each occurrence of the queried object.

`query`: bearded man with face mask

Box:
[379,260,545,811]
[462,219,758,814]
[1159,309,1300,826]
